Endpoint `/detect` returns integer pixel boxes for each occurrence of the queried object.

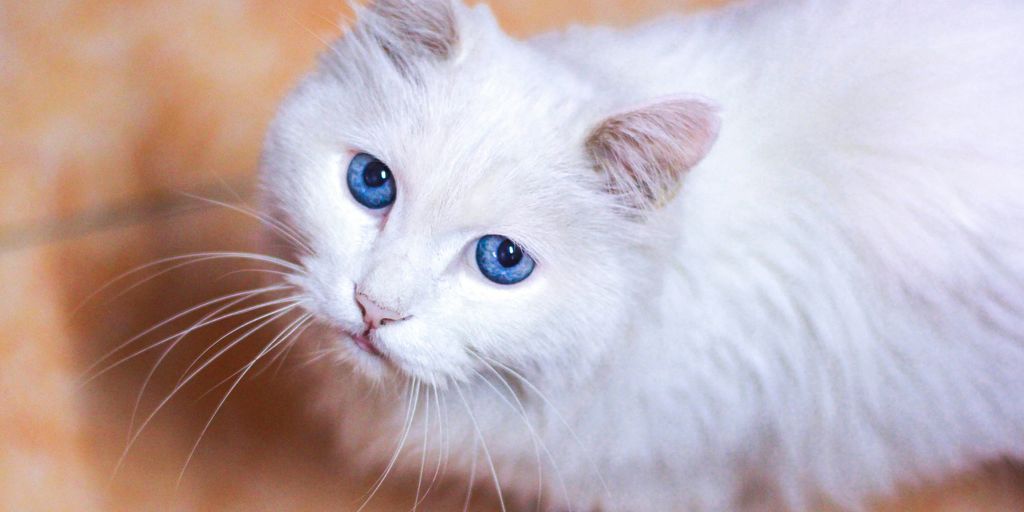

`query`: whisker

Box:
[454,383,506,512]
[177,310,313,484]
[483,356,612,501]
[294,9,352,64]
[418,386,447,504]
[173,296,305,388]
[194,313,313,402]
[214,267,301,282]
[81,285,292,386]
[108,303,299,483]
[469,354,562,511]
[180,193,314,257]
[412,384,431,511]
[310,8,354,35]
[73,251,304,318]
[208,171,248,205]
[258,319,314,380]
[356,378,421,512]
[440,382,454,483]
[127,290,274,439]
[462,435,478,512]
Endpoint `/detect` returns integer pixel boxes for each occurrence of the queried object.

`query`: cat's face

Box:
[259,0,719,385]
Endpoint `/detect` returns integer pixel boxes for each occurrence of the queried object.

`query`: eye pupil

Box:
[496,239,522,268]
[363,161,390,188]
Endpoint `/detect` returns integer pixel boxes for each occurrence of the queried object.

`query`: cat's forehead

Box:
[374,68,586,155]
[376,127,574,237]
[360,71,592,226]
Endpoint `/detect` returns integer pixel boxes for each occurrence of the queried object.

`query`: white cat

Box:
[259,0,1024,510]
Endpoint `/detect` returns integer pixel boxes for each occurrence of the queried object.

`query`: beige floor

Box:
[2,1,1022,510]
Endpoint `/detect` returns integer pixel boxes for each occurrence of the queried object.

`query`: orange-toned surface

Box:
[1,1,1022,510]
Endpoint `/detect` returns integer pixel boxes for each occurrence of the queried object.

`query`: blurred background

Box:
[1,1,1022,510]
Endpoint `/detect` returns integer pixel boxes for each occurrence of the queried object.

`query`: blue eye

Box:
[476,235,536,285]
[346,152,396,209]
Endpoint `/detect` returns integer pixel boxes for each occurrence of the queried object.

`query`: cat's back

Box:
[541,2,1024,501]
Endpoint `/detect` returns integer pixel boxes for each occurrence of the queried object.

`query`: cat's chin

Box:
[336,330,466,386]
[336,330,402,381]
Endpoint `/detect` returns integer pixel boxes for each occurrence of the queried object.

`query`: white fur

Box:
[259,1,1024,510]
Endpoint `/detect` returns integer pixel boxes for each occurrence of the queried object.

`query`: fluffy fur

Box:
[259,0,1024,510]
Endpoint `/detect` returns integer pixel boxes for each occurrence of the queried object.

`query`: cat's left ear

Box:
[587,97,720,210]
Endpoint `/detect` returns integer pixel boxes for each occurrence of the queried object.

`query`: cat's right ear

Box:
[587,97,720,211]
[361,0,460,68]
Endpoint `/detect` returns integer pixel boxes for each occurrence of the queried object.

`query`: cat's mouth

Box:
[351,330,383,358]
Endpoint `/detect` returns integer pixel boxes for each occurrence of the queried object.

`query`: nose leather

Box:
[355,292,406,329]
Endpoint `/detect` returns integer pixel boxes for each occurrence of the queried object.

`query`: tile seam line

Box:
[0,177,256,254]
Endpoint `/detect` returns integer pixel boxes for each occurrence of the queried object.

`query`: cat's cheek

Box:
[293,257,365,333]
[376,322,475,381]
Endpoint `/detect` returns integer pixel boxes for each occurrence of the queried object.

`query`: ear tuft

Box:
[587,97,720,210]
[367,0,459,64]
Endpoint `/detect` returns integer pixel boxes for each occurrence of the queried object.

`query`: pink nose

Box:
[355,293,406,330]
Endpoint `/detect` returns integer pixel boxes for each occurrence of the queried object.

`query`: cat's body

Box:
[260,0,1024,510]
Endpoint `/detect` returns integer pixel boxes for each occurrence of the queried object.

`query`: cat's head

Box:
[260,0,719,385]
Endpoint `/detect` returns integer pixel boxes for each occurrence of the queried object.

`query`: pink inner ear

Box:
[587,97,720,208]
[370,0,459,60]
